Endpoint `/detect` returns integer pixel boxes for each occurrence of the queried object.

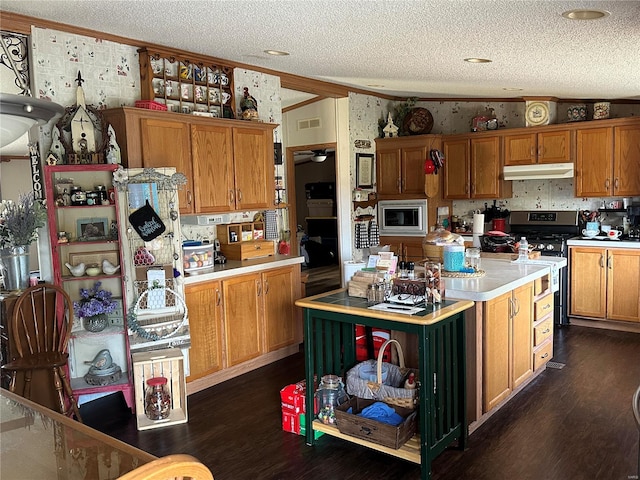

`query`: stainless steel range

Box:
[509,210,580,326]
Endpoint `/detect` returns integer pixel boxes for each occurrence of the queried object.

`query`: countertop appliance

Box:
[509,210,580,326]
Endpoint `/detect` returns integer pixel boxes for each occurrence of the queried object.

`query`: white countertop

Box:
[183,254,304,284]
[445,257,566,302]
[567,238,640,249]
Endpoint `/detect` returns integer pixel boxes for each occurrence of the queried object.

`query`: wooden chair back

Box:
[117,454,214,480]
[11,283,73,358]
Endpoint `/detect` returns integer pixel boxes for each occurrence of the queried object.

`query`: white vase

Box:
[0,245,30,291]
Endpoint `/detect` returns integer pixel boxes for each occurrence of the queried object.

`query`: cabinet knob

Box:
[614,178,619,189]
[256,280,262,297]
[229,189,235,205]
[605,178,610,189]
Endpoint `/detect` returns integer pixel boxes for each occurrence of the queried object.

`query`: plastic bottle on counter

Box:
[518,237,529,262]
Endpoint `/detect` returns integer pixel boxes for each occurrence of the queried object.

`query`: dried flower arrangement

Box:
[0,193,47,249]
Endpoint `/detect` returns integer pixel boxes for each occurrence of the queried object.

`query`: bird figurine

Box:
[65,262,86,277]
[102,259,121,275]
[404,372,416,390]
[240,87,259,121]
[84,349,114,371]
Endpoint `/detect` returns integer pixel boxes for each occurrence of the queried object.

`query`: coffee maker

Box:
[627,205,640,240]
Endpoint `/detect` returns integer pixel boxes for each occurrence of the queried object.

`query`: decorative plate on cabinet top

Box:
[403,107,434,135]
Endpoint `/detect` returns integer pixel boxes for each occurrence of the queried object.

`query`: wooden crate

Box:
[220,240,274,260]
[132,348,187,430]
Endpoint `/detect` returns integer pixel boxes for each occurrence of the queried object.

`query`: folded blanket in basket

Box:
[356,401,404,426]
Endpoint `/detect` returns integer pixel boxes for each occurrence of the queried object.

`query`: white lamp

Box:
[0,93,65,148]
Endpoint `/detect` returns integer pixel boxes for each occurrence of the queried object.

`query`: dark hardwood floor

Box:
[100,326,640,480]
[303,264,341,297]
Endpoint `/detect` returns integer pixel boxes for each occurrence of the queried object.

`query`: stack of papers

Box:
[368,303,425,315]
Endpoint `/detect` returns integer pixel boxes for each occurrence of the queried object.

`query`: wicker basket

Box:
[335,397,417,449]
[346,339,418,410]
[423,243,444,263]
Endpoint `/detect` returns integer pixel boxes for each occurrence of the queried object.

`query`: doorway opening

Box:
[286,144,341,296]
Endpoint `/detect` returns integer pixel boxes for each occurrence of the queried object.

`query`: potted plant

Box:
[0,193,47,290]
[74,281,118,332]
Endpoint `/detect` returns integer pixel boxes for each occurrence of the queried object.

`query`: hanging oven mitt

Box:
[128,200,166,241]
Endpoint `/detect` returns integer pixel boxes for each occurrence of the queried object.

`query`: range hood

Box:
[503,162,574,181]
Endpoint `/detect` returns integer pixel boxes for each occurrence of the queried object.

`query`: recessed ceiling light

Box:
[562,9,610,20]
[264,50,289,56]
[464,58,492,63]
[503,87,523,91]
[367,84,385,88]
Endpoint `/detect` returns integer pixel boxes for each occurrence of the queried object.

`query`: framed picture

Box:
[77,217,108,241]
[356,153,374,189]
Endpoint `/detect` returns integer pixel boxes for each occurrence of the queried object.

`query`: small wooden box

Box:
[220,240,275,260]
[132,348,187,430]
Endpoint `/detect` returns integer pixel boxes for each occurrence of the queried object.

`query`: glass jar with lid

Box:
[315,374,349,425]
[144,376,172,420]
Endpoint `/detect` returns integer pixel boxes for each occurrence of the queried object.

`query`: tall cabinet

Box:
[43,164,133,407]
[103,107,277,215]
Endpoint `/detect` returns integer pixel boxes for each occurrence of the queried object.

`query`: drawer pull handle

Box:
[543,304,551,310]
[542,328,550,334]
[540,353,549,359]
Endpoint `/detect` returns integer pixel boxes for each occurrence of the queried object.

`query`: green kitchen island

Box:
[295,290,474,480]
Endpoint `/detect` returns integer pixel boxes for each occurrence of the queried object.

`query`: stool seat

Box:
[3,351,69,370]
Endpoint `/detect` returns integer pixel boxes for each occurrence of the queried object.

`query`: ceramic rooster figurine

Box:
[240,87,259,121]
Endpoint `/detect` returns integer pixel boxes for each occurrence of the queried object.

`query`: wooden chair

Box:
[1,283,81,421]
[117,454,214,480]
[634,384,640,477]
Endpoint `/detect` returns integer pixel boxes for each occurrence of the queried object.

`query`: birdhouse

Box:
[383,112,399,138]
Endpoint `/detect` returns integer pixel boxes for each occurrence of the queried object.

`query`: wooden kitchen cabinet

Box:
[263,266,301,352]
[570,246,640,322]
[503,129,572,165]
[103,107,276,215]
[222,273,263,367]
[185,281,224,381]
[575,119,640,197]
[379,236,424,263]
[443,134,511,199]
[375,134,442,198]
[483,282,533,412]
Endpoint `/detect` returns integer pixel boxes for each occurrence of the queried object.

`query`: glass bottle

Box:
[144,376,171,420]
[315,374,349,425]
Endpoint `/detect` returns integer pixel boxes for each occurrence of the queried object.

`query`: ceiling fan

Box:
[311,149,327,162]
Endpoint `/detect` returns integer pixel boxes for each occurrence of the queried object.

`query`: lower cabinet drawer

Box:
[220,240,275,260]
[533,317,553,346]
[534,339,553,371]
[534,294,554,321]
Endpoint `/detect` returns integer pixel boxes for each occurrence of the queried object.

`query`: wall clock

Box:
[525,100,557,127]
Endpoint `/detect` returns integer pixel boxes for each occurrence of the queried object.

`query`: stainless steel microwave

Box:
[378,199,428,237]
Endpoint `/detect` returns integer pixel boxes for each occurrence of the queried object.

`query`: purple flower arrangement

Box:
[74,281,117,318]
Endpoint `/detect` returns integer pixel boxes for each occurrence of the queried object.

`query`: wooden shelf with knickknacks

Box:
[138,47,235,119]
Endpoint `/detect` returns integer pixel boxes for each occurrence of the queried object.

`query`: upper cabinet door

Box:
[401,145,428,196]
[376,147,402,196]
[443,139,470,199]
[471,136,502,199]
[140,118,194,214]
[191,124,235,213]
[232,127,274,211]
[613,124,640,196]
[575,127,613,197]
[537,130,572,164]
[503,133,536,166]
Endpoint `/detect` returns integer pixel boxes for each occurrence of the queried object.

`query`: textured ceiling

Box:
[2,0,640,101]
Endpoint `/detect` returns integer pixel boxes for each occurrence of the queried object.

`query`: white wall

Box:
[283,98,337,146]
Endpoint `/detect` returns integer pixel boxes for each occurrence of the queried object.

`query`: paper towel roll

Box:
[472,234,482,248]
[473,214,485,234]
